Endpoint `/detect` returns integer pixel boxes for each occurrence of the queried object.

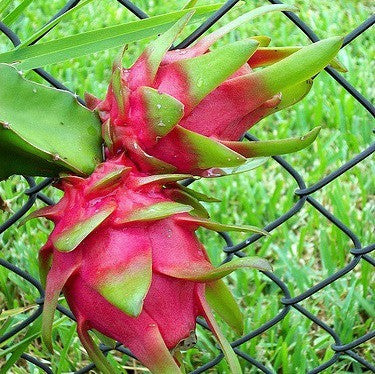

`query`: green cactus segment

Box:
[177,185,221,202]
[135,173,194,187]
[197,289,242,374]
[86,166,131,194]
[140,87,184,138]
[165,256,271,281]
[174,126,246,169]
[177,39,259,109]
[221,127,321,157]
[249,46,347,72]
[53,205,115,252]
[0,128,70,178]
[140,12,194,84]
[77,324,117,374]
[176,215,268,235]
[0,64,102,179]
[206,279,244,335]
[166,188,210,218]
[194,4,296,51]
[117,202,193,224]
[253,37,343,99]
[97,253,152,317]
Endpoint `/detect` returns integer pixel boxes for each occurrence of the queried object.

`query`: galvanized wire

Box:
[0,0,374,372]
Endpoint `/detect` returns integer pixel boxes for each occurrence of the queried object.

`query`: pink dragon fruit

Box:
[28,5,344,373]
[86,5,343,175]
[29,155,270,373]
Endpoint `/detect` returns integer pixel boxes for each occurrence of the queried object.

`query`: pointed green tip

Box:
[182,38,259,107]
[306,126,321,142]
[146,10,195,81]
[258,36,343,97]
[221,126,321,158]
[112,44,128,72]
[42,306,55,354]
[43,335,54,354]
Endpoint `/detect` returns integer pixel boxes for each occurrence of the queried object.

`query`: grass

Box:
[0,0,374,373]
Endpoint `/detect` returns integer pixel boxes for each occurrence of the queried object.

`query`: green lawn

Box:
[0,0,374,373]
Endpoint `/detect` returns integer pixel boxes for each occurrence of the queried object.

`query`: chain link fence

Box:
[0,0,374,372]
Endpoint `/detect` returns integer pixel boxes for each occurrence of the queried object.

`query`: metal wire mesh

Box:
[0,0,374,372]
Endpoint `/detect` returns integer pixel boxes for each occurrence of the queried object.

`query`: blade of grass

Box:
[0,0,12,17]
[0,4,222,69]
[56,324,76,374]
[0,304,37,321]
[16,0,95,48]
[0,318,42,373]
[182,0,199,9]
[0,316,66,358]
[2,0,34,26]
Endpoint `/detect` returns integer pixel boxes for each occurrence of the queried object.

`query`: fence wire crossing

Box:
[0,0,374,372]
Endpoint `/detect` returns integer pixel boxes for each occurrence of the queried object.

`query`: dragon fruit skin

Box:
[86,5,343,175]
[32,155,269,373]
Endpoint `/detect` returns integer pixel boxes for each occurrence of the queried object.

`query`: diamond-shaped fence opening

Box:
[0,0,374,373]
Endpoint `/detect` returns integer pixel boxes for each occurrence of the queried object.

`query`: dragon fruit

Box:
[26,5,344,373]
[29,155,270,373]
[86,5,343,175]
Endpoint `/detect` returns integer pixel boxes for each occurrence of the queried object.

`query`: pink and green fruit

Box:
[30,156,269,373]
[86,5,343,176]
[24,4,344,373]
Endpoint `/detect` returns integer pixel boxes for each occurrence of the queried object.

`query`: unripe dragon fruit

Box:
[27,4,344,373]
[86,5,344,176]
[29,155,269,373]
